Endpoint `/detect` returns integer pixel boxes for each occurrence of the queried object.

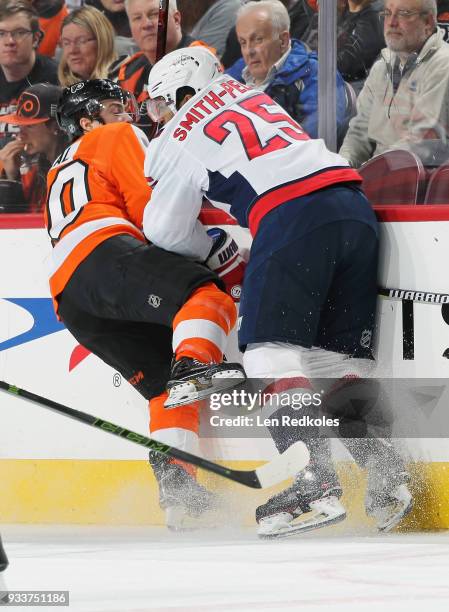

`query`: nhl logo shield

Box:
[360,329,372,349]
[148,294,162,308]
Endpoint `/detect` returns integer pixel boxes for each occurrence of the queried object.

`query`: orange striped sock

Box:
[149,392,199,477]
[173,282,237,363]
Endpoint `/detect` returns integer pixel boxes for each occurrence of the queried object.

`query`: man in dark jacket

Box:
[0,0,58,150]
[226,0,347,139]
[336,1,384,91]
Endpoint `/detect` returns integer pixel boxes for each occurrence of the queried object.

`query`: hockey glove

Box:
[206,227,246,302]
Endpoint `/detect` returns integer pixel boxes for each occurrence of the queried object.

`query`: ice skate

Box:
[365,455,413,532]
[0,534,8,572]
[149,451,220,530]
[256,464,346,539]
[164,357,246,408]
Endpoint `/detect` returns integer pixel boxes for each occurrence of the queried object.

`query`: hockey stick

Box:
[0,381,309,489]
[155,0,169,62]
[379,287,449,305]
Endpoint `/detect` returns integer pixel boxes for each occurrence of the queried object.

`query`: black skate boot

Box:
[164,357,246,408]
[256,462,346,539]
[149,451,219,530]
[342,438,413,531]
[365,450,413,532]
[0,534,8,572]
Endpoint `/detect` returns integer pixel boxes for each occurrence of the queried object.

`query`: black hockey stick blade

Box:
[0,381,309,489]
[156,0,169,61]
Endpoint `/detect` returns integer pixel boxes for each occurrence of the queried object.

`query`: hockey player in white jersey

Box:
[142,47,413,537]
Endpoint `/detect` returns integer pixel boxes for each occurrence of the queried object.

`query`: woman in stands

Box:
[58,6,117,86]
[0,83,68,213]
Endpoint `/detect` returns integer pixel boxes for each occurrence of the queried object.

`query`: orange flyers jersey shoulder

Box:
[45,122,152,302]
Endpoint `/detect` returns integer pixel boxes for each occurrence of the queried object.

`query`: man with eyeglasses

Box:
[0,1,57,154]
[340,0,449,167]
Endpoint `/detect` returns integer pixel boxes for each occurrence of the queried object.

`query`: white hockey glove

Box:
[206,228,246,302]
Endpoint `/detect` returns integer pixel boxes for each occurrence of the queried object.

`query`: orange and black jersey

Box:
[45,122,151,304]
[35,0,68,58]
[115,51,151,107]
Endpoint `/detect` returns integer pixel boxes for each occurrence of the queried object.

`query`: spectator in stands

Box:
[85,0,138,56]
[0,83,67,212]
[116,0,213,135]
[227,0,347,139]
[336,1,385,92]
[301,0,347,50]
[221,0,308,68]
[339,0,449,167]
[179,0,243,57]
[437,0,449,39]
[288,0,316,40]
[58,6,117,86]
[0,0,58,150]
[32,0,68,59]
[231,1,382,91]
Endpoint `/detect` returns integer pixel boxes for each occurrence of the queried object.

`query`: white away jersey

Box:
[143,74,360,261]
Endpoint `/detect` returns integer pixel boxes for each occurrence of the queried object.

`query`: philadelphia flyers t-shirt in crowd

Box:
[0,53,58,149]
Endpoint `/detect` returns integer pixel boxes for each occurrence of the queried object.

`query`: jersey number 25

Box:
[203,92,307,161]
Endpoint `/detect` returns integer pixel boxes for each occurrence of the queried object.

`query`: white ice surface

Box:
[1,526,449,612]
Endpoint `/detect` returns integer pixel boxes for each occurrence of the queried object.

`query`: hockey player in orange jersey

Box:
[45,78,246,529]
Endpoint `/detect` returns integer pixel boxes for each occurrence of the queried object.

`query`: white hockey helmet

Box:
[146,46,223,122]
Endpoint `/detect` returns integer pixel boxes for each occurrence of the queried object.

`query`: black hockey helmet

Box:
[56,79,139,139]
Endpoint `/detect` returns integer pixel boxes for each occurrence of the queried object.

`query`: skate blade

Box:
[258,499,346,539]
[374,486,414,532]
[165,505,222,532]
[164,370,246,408]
